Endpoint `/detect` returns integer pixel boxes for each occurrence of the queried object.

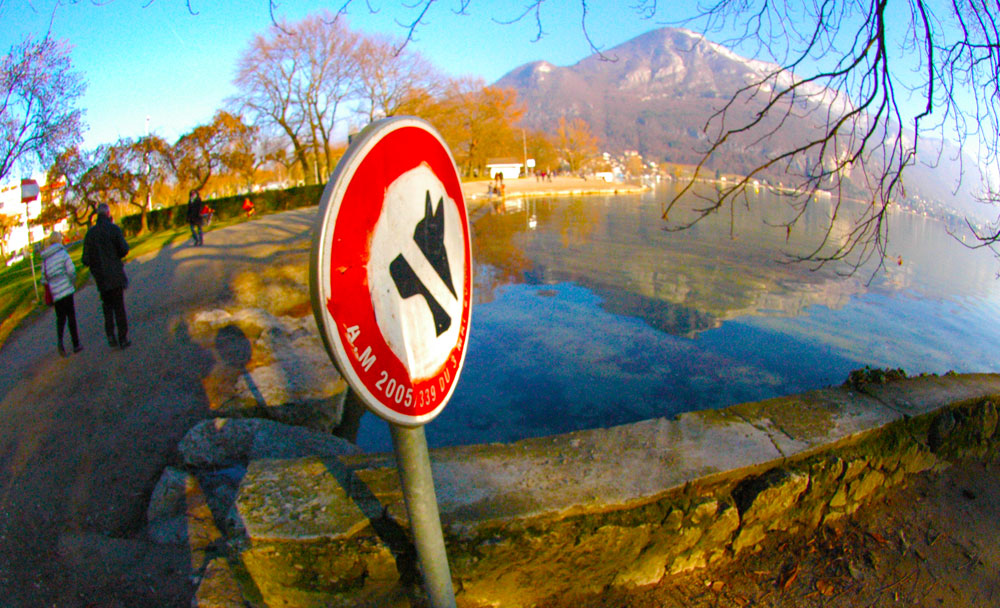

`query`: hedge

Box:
[119,185,325,237]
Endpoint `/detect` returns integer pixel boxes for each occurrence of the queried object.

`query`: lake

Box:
[357,183,1000,452]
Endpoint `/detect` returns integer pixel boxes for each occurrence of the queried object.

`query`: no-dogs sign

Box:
[310,117,472,426]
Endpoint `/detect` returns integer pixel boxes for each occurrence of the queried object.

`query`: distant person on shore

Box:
[41,231,82,357]
[493,171,505,197]
[187,189,205,246]
[242,197,255,218]
[82,203,131,349]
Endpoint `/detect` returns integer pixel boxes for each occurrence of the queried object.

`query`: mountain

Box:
[497,28,814,168]
[496,27,989,221]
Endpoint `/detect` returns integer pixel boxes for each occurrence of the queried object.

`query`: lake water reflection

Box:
[357,185,1000,452]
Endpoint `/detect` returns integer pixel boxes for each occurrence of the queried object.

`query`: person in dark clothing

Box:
[187,189,204,246]
[82,203,131,349]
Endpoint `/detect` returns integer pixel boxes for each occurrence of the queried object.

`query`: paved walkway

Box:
[0,208,317,606]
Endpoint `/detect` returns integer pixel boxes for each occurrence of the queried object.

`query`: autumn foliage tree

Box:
[47,146,109,228]
[417,79,525,177]
[525,129,558,174]
[120,135,173,232]
[0,214,20,261]
[95,141,145,225]
[31,182,69,233]
[32,7,582,239]
[556,116,601,173]
[47,137,169,233]
[172,111,254,193]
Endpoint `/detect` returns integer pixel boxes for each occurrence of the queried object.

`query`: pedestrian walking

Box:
[241,197,255,218]
[187,189,204,246]
[40,231,82,357]
[82,203,131,349]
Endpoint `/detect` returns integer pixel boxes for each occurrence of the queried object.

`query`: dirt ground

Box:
[1,207,998,607]
[543,458,1000,608]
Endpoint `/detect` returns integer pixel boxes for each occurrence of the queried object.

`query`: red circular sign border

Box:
[311,117,472,427]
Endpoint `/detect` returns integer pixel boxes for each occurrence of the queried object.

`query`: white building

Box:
[0,178,64,263]
[485,158,524,180]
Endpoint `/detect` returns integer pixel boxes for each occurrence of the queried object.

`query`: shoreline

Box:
[461,175,648,205]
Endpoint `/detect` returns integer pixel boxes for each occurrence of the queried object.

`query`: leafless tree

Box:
[32,1,1000,272]
[353,33,443,123]
[0,35,85,183]
[231,12,360,185]
[965,191,1000,261]
[650,0,1000,275]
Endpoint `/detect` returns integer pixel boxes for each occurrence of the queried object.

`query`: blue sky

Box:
[0,0,672,152]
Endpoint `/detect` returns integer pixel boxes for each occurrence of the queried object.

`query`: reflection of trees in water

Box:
[474,190,870,334]
[473,197,608,304]
[594,287,720,338]
[557,198,605,249]
[472,188,999,337]
[471,205,537,303]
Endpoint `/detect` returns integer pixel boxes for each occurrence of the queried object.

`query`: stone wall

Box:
[178,373,1000,607]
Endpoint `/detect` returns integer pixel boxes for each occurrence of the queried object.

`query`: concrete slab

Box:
[234,458,371,542]
[860,373,1000,416]
[428,412,781,526]
[725,387,901,457]
[239,374,1000,542]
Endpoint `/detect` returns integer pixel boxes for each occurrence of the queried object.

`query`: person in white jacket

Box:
[41,231,82,357]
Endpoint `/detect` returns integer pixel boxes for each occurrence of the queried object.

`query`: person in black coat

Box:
[187,189,204,246]
[82,203,131,349]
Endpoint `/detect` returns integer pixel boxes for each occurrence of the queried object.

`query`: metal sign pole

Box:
[21,181,42,302]
[390,423,456,608]
[24,202,39,302]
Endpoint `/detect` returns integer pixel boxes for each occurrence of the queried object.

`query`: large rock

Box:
[230,458,401,608]
[146,467,222,559]
[189,308,348,432]
[146,467,194,544]
[178,417,362,469]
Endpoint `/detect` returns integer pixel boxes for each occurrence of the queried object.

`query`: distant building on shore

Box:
[486,158,525,180]
[0,178,67,265]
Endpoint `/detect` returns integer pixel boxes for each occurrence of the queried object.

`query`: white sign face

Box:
[311,117,472,427]
[369,165,466,381]
[20,179,39,202]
